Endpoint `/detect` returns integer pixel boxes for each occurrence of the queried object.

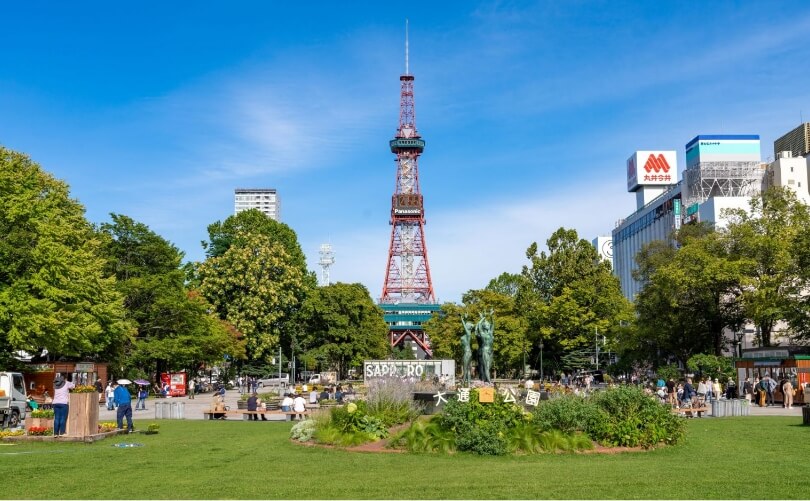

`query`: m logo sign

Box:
[627,150,676,191]
[644,154,671,173]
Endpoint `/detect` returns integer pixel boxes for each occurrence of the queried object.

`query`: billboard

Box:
[684,135,760,169]
[627,151,677,191]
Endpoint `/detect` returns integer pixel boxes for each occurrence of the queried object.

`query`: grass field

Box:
[2,416,808,499]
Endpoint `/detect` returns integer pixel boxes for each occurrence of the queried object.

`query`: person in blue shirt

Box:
[114,380,134,433]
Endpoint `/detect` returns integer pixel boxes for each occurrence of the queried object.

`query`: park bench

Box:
[672,406,708,417]
[237,410,312,421]
[202,409,239,420]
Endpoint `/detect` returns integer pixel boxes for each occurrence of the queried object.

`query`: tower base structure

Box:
[381,303,441,359]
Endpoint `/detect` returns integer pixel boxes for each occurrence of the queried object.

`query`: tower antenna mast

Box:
[405,19,409,75]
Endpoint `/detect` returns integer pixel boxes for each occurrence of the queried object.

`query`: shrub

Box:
[432,390,526,456]
[31,409,55,419]
[363,377,420,426]
[532,394,601,434]
[587,385,685,448]
[290,419,317,442]
[391,417,455,453]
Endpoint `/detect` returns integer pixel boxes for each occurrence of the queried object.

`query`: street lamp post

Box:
[539,341,544,381]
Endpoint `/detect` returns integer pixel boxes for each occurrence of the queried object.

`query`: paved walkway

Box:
[97,391,805,422]
[100,389,291,422]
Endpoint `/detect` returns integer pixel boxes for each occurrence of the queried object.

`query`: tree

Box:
[521,228,633,372]
[725,187,810,345]
[295,283,389,378]
[0,147,129,359]
[423,302,467,363]
[686,353,734,383]
[198,232,308,361]
[634,224,745,363]
[203,209,316,288]
[99,214,244,376]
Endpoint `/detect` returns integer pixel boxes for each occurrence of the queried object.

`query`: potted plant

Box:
[237,393,249,409]
[26,409,55,430]
[66,384,100,438]
[145,423,160,435]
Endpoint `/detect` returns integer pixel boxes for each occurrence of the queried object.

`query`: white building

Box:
[763,150,810,205]
[592,236,613,264]
[234,188,280,221]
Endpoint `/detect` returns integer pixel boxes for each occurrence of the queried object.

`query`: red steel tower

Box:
[380,35,438,357]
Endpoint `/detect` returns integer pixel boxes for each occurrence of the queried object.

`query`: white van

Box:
[257,373,290,388]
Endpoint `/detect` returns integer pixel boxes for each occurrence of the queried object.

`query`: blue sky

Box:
[3,1,810,303]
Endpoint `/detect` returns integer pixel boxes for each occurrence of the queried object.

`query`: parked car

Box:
[257,373,290,388]
[308,372,337,385]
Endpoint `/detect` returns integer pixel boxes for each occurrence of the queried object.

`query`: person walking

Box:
[187,378,196,400]
[105,382,116,411]
[136,385,148,410]
[114,379,134,433]
[712,378,722,400]
[782,379,794,409]
[52,374,75,437]
[764,374,777,406]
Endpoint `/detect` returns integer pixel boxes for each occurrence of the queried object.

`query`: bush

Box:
[587,385,685,448]
[532,394,601,434]
[433,390,526,456]
[30,409,55,418]
[290,419,317,442]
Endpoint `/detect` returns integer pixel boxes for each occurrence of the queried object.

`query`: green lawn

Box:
[2,416,808,499]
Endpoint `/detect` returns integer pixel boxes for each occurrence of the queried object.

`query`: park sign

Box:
[364,359,455,386]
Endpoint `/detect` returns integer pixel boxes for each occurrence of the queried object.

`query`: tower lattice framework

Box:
[380,57,437,356]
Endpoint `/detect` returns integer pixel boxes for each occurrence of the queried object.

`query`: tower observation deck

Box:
[380,30,439,358]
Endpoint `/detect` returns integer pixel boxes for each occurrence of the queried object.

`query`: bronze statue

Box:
[459,309,495,383]
[476,309,495,383]
[460,315,475,385]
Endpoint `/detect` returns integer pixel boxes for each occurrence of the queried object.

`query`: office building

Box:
[234,188,280,221]
[773,122,810,159]
[612,135,762,300]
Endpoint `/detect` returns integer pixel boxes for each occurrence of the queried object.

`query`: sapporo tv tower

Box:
[379,23,440,359]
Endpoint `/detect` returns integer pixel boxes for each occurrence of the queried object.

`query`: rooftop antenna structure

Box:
[318,243,335,286]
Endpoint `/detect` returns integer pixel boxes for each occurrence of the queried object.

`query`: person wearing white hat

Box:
[113,379,134,433]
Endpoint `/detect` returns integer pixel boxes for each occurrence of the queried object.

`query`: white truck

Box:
[0,372,28,429]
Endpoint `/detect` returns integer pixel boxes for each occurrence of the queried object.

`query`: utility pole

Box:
[595,327,599,371]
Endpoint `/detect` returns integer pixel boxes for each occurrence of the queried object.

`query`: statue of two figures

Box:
[460,309,495,385]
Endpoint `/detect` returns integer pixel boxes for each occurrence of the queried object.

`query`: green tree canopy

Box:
[521,228,633,371]
[202,209,315,288]
[725,187,810,345]
[295,282,389,378]
[198,232,308,360]
[99,214,244,376]
[0,147,129,359]
[634,226,744,362]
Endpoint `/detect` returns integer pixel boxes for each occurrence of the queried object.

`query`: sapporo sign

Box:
[364,360,454,383]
